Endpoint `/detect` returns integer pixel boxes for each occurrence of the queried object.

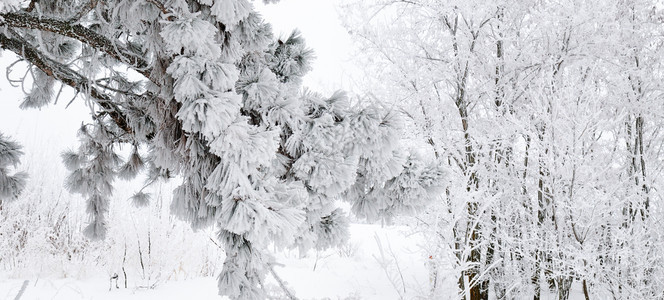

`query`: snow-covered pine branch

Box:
[0,1,443,298]
[0,133,27,202]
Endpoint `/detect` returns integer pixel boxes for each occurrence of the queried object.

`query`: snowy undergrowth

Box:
[0,218,590,299]
[0,146,224,287]
[1,223,433,300]
[0,100,224,291]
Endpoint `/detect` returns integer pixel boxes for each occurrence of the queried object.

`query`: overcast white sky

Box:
[0,1,353,165]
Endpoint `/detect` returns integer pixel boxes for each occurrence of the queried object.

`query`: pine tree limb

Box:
[0,11,152,80]
[0,29,133,134]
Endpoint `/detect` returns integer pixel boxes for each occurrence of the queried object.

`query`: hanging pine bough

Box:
[0,0,444,298]
[0,133,27,202]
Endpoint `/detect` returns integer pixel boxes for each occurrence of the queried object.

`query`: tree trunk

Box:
[582,279,590,300]
[534,120,551,300]
[489,7,507,299]
[533,251,541,300]
[556,276,573,300]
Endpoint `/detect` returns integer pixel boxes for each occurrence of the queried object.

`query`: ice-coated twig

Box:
[268,264,298,300]
[13,280,29,300]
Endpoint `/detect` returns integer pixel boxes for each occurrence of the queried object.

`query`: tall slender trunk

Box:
[556,276,573,300]
[533,125,548,300]
[444,12,487,299]
[582,279,590,300]
[487,8,506,297]
[460,101,482,300]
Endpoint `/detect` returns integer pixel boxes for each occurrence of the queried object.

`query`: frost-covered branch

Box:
[0,11,152,79]
[0,133,26,202]
[0,28,133,134]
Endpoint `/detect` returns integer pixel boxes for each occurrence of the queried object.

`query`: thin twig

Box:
[268,264,298,300]
[145,0,174,21]
[14,280,29,300]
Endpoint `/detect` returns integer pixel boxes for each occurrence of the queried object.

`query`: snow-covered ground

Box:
[1,224,433,300]
[0,220,590,300]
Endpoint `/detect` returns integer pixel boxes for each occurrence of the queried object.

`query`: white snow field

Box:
[1,224,434,300]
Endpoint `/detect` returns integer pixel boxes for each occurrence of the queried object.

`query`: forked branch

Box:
[0,29,133,134]
[0,11,152,80]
